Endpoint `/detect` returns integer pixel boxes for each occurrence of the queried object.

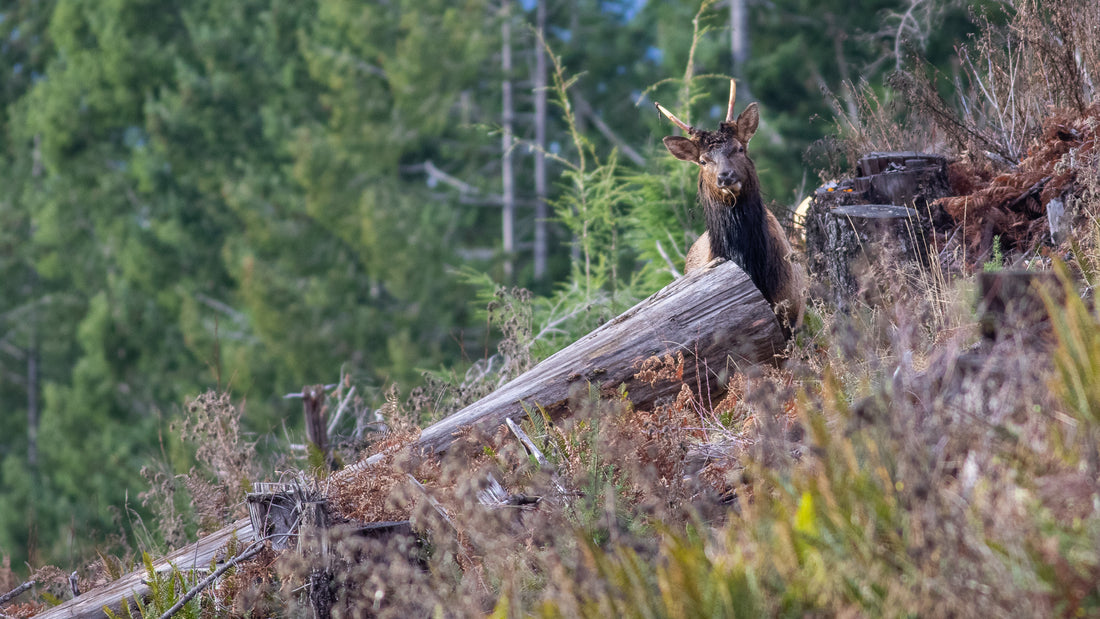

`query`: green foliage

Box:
[104,552,204,619]
[532,530,766,619]
[0,0,498,568]
[620,159,700,285]
[983,236,1004,272]
[306,441,332,477]
[32,0,1092,609]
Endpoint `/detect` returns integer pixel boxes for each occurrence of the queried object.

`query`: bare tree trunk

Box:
[302,385,334,471]
[27,324,38,469]
[533,0,549,281]
[501,0,516,282]
[826,15,859,125]
[28,134,42,470]
[729,0,749,78]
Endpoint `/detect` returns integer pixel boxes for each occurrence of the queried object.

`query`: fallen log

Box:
[34,518,254,619]
[354,258,785,466]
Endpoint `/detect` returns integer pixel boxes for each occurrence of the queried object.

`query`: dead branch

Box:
[0,580,35,606]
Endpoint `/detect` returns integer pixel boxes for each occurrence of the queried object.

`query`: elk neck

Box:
[699,176,784,306]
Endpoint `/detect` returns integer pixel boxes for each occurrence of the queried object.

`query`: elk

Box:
[656,80,805,334]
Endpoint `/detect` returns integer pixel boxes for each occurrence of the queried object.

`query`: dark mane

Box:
[698,168,785,306]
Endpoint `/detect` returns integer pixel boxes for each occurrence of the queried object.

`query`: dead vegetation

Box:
[937,104,1100,265]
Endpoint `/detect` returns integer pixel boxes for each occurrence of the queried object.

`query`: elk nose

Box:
[717,171,737,187]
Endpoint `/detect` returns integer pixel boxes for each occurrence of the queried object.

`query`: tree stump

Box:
[804,152,951,308]
[302,500,334,619]
[247,482,301,550]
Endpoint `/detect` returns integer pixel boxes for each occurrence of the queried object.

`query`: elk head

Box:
[656,80,760,201]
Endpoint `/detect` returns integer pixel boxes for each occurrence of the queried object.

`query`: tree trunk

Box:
[302,385,334,471]
[353,259,785,463]
[533,0,549,281]
[28,135,42,470]
[34,518,255,619]
[27,333,38,469]
[501,0,516,281]
[729,0,749,79]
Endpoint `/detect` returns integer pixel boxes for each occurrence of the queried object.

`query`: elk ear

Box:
[663,136,700,163]
[735,102,759,144]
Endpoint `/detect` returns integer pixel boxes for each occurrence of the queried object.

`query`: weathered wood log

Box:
[804,151,950,308]
[35,518,254,619]
[352,259,784,466]
[0,580,36,606]
[247,482,307,550]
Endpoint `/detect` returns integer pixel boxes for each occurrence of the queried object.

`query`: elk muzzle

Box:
[716,169,743,196]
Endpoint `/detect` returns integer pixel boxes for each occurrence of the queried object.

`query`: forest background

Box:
[0,0,986,572]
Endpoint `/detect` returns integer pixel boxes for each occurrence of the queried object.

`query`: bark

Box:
[729,0,749,78]
[28,135,42,470]
[27,326,38,469]
[302,385,334,471]
[35,519,255,619]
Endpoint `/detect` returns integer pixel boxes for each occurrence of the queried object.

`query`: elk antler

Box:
[725,79,737,123]
[654,102,695,135]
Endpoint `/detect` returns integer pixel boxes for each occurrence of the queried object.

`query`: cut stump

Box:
[804,151,951,307]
